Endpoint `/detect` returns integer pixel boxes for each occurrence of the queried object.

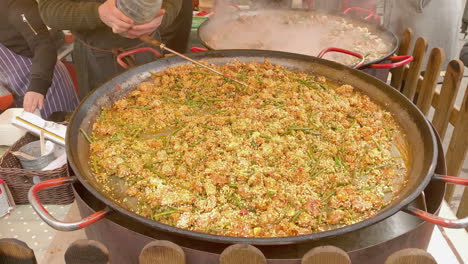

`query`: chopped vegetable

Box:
[89,61,408,237]
[80,128,93,143]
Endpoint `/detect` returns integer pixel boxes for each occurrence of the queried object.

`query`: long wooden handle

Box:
[140,34,248,87]
[140,34,164,48]
[11,151,35,160]
[40,129,45,156]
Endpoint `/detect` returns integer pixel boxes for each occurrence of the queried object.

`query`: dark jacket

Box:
[37,0,188,99]
[0,0,58,96]
[38,0,182,49]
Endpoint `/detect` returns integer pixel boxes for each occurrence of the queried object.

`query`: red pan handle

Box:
[195,10,210,17]
[432,174,468,186]
[369,55,414,69]
[195,11,214,18]
[117,48,162,69]
[190,47,209,52]
[403,174,468,228]
[28,177,111,231]
[403,206,468,228]
[317,47,365,69]
[342,7,375,20]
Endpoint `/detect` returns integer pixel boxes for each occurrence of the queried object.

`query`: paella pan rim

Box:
[66,49,437,246]
[196,8,400,68]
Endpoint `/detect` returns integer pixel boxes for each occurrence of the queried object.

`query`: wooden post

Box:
[415,48,444,115]
[139,240,185,264]
[445,85,468,203]
[431,60,464,140]
[0,239,37,264]
[457,188,468,227]
[219,244,266,264]
[64,239,110,264]
[385,248,437,264]
[302,246,351,264]
[401,38,428,101]
[390,28,413,90]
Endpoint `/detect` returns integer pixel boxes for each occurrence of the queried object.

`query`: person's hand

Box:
[23,91,44,113]
[124,9,165,39]
[98,0,134,34]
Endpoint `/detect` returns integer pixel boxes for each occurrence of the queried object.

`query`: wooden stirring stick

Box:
[11,151,35,160]
[39,130,45,156]
[139,34,248,87]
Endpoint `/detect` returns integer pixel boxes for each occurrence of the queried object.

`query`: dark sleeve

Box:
[39,0,104,30]
[460,41,468,66]
[160,0,183,30]
[39,0,180,31]
[8,0,57,96]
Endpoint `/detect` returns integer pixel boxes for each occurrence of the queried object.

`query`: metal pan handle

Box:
[342,7,375,20]
[403,174,468,228]
[403,207,468,228]
[117,48,162,69]
[369,55,414,69]
[432,174,468,186]
[28,177,111,231]
[317,47,365,69]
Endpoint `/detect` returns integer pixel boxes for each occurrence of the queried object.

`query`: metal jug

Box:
[383,0,462,68]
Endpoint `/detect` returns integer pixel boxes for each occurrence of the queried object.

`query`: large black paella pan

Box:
[29,50,468,245]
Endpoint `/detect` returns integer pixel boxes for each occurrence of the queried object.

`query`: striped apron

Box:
[0,43,79,118]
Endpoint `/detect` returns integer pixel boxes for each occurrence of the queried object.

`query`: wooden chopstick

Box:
[14,116,65,142]
[40,130,45,156]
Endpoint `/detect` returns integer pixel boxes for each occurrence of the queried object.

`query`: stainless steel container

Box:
[0,179,15,217]
[116,0,163,24]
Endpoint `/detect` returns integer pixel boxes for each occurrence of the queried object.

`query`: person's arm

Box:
[39,0,181,35]
[40,0,136,34]
[8,0,57,112]
[38,0,105,31]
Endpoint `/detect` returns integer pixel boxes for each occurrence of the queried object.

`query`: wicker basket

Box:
[0,133,74,204]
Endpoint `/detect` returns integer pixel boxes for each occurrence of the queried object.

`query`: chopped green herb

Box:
[92,156,99,173]
[294,78,329,90]
[80,128,93,143]
[144,164,167,180]
[129,105,152,110]
[231,193,243,208]
[189,137,206,147]
[310,168,325,179]
[107,137,123,142]
[153,209,177,218]
[288,126,321,135]
[170,127,183,136]
[291,209,305,222]
[372,137,383,151]
[201,124,216,130]
[321,190,337,202]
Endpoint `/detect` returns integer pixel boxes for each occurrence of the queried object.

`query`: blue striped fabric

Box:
[0,43,79,118]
